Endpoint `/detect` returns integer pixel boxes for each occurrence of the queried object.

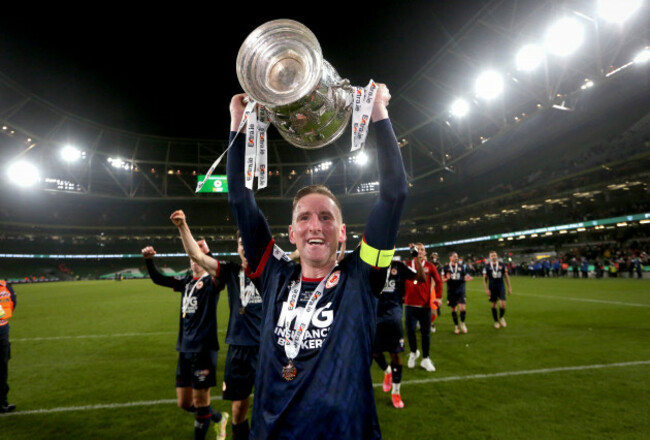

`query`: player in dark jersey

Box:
[142,240,228,440]
[441,252,472,335]
[171,210,261,440]
[373,259,417,408]
[226,83,407,439]
[482,251,512,328]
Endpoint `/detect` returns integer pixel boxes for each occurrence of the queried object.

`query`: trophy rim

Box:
[236,18,323,107]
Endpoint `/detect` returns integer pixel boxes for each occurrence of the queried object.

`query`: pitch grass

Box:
[2,277,649,439]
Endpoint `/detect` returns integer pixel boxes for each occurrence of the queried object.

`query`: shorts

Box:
[373,319,405,353]
[447,289,466,308]
[176,350,217,390]
[489,285,506,302]
[222,345,259,401]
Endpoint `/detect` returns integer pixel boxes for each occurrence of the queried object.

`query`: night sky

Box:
[0,2,469,139]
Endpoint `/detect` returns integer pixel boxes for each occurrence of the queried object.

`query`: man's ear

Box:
[338,223,346,243]
[289,224,296,245]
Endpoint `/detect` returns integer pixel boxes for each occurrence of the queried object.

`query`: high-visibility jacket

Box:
[0,280,15,322]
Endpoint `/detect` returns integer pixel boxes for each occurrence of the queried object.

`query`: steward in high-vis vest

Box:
[0,279,17,413]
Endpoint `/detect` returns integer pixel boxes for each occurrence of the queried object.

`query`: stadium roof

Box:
[0,1,649,212]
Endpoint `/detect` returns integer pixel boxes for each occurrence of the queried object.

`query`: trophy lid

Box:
[236,19,323,107]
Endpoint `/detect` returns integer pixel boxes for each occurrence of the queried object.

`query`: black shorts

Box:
[176,350,217,390]
[489,285,506,302]
[222,345,259,401]
[373,319,405,354]
[447,289,466,308]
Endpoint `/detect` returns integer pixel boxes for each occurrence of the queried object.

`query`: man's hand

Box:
[142,246,156,259]
[230,93,248,131]
[371,83,391,122]
[197,239,210,254]
[170,210,186,228]
[485,288,490,296]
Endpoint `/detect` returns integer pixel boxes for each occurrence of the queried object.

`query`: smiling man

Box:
[226,83,408,439]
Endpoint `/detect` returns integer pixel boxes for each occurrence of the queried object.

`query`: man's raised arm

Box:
[226,94,273,274]
[142,246,182,290]
[362,84,408,266]
[170,210,219,277]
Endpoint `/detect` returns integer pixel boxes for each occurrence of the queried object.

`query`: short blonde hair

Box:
[292,185,342,221]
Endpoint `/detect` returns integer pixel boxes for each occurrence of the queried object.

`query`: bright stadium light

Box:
[356,151,368,166]
[544,18,584,56]
[597,0,642,23]
[450,99,470,117]
[61,145,81,162]
[475,71,504,100]
[634,47,650,63]
[8,161,40,187]
[516,44,545,71]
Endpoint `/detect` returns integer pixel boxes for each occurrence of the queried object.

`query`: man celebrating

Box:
[483,251,512,328]
[404,243,442,371]
[142,242,228,440]
[373,259,419,408]
[441,252,472,334]
[170,210,262,440]
[227,83,407,439]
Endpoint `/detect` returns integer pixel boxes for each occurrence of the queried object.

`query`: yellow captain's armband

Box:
[360,240,395,268]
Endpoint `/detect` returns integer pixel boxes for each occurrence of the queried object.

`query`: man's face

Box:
[416,244,427,260]
[289,193,345,270]
[450,253,458,264]
[237,237,248,268]
[490,252,498,263]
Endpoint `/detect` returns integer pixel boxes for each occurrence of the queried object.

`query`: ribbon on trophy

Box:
[244,106,270,190]
[195,99,266,193]
[351,80,378,152]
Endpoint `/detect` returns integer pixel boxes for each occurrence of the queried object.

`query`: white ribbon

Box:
[244,108,258,190]
[256,107,270,189]
[351,80,378,152]
[195,99,258,193]
[238,269,255,308]
[182,274,210,315]
[283,266,337,360]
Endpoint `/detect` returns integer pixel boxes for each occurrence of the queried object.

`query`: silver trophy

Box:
[236,19,354,149]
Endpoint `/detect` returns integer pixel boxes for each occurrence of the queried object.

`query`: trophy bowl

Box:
[236,19,354,149]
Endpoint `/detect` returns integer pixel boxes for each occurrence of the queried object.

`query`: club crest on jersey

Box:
[326,271,340,289]
[391,268,398,276]
[196,280,204,290]
[194,369,210,381]
[423,267,429,273]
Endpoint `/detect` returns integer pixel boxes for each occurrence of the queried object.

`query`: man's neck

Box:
[301,259,336,280]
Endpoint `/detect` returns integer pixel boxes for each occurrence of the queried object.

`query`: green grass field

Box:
[1,277,649,439]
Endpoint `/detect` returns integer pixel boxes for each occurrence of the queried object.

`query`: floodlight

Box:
[597,0,642,23]
[8,161,40,187]
[516,44,545,71]
[356,151,368,166]
[634,47,650,63]
[450,99,470,117]
[544,18,584,56]
[61,145,81,162]
[475,71,503,100]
